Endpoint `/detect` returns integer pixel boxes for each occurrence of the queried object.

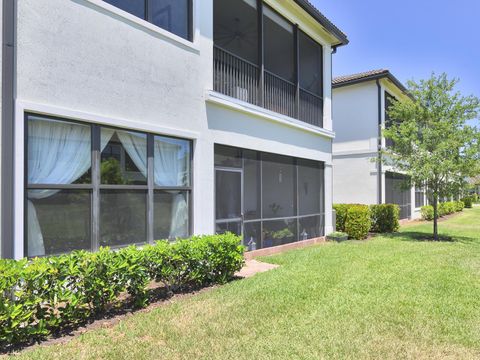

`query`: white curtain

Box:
[117,131,147,177]
[153,137,189,239]
[28,118,91,257]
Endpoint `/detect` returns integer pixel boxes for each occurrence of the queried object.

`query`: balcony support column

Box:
[257,0,264,107]
[294,24,300,119]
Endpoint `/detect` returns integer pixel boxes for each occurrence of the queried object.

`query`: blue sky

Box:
[313,0,480,124]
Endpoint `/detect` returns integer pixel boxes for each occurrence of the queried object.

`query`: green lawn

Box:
[12,208,480,359]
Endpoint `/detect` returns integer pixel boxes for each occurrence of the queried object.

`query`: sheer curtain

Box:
[28,118,91,257]
[154,137,189,239]
[117,131,147,177]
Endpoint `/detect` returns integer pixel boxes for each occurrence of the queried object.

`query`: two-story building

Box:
[0,0,348,259]
[332,69,427,219]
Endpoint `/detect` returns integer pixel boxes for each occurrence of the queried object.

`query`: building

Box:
[332,70,426,219]
[0,0,348,259]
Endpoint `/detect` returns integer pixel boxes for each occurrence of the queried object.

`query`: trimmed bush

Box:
[333,204,349,232]
[462,196,473,208]
[0,234,244,348]
[442,201,457,216]
[370,204,400,233]
[421,205,434,221]
[455,200,465,212]
[344,205,371,240]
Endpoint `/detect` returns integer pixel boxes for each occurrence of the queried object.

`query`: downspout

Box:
[1,0,15,258]
[376,79,382,204]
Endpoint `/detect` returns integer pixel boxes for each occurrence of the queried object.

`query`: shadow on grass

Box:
[1,277,243,355]
[383,231,477,244]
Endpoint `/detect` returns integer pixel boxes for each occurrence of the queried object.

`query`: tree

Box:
[383,73,480,240]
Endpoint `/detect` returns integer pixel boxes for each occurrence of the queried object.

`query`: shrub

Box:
[462,196,473,208]
[370,204,400,233]
[344,205,371,240]
[333,204,349,232]
[0,234,244,348]
[421,205,434,221]
[442,201,457,215]
[455,200,465,211]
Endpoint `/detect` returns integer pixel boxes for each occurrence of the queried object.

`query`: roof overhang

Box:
[293,0,349,47]
[333,70,413,100]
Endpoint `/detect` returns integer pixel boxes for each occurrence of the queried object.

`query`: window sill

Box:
[205,90,334,139]
[84,0,200,54]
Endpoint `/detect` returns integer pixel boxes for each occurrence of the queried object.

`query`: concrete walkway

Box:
[235,260,279,278]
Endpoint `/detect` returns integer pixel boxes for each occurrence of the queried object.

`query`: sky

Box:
[312,0,480,124]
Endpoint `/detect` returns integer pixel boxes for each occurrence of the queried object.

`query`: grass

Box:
[10,208,480,359]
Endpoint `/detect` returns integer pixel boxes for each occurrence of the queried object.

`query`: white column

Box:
[411,185,416,219]
[193,137,215,236]
[324,163,333,234]
[322,46,333,131]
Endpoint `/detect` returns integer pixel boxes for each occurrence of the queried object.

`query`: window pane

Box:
[299,31,322,96]
[298,159,322,216]
[216,170,242,220]
[148,0,190,40]
[154,191,189,241]
[27,190,91,257]
[298,215,322,240]
[214,0,258,64]
[101,128,147,185]
[244,221,261,250]
[264,6,294,82]
[104,0,146,19]
[27,116,91,185]
[100,190,147,247]
[154,136,191,187]
[216,221,242,236]
[244,150,261,220]
[214,144,242,168]
[262,218,297,248]
[262,153,296,218]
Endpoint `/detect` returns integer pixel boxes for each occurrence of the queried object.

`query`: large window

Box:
[26,114,192,257]
[104,0,192,41]
[214,145,325,250]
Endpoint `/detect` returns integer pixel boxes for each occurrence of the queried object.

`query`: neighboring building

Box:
[332,70,426,219]
[0,0,348,259]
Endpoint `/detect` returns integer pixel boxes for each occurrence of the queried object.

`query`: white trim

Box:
[205,90,335,139]
[13,100,201,259]
[16,100,200,140]
[84,0,200,53]
[333,150,378,157]
[13,106,25,260]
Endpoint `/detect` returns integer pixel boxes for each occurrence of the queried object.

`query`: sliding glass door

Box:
[215,168,243,236]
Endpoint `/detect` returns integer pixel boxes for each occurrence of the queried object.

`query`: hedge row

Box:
[421,201,464,221]
[0,234,244,348]
[334,203,400,239]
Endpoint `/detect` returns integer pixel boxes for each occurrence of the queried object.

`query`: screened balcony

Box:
[213,0,324,128]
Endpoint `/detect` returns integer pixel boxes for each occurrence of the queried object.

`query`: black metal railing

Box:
[299,88,323,127]
[213,46,259,106]
[213,46,323,128]
[264,70,296,119]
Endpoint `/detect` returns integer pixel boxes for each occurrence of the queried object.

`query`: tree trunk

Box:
[433,194,438,241]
